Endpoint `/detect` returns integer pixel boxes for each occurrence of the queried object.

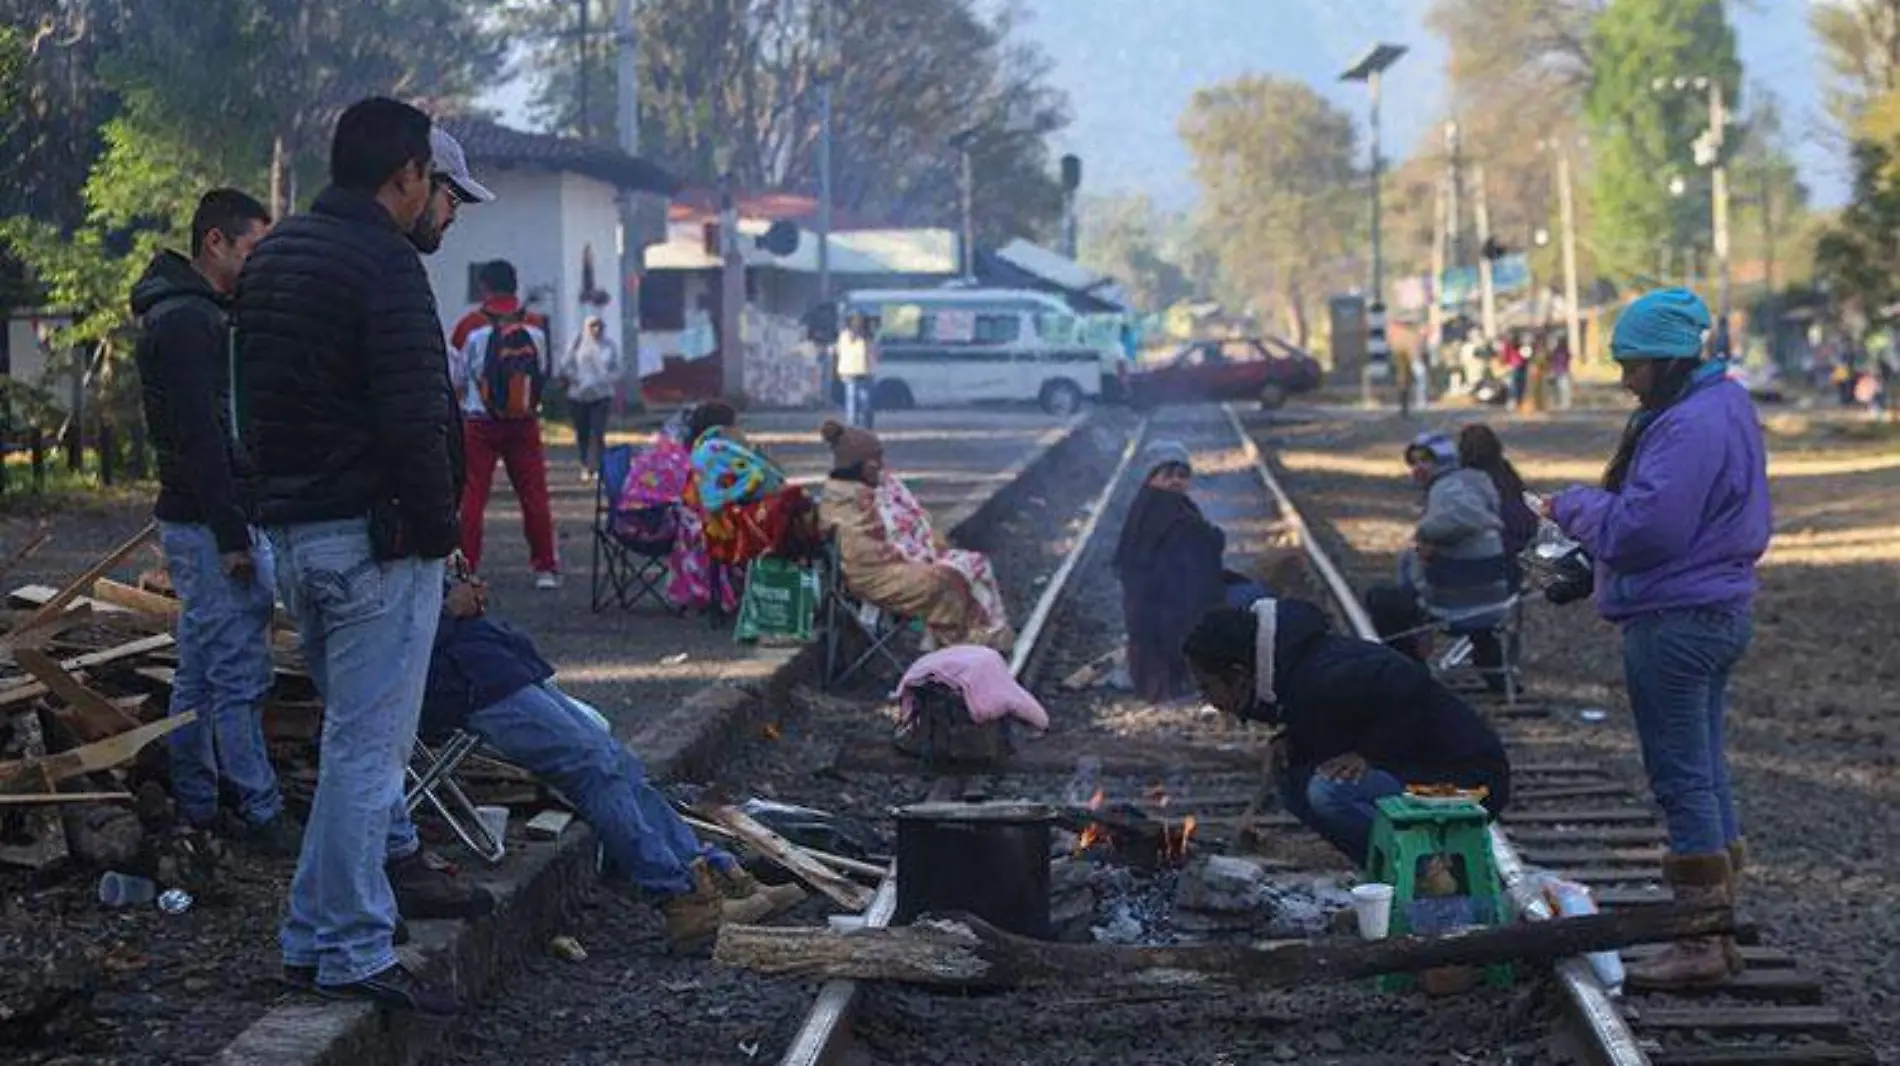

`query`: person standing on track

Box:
[450,259,561,588]
[1540,287,1770,989]
[1183,598,1511,866]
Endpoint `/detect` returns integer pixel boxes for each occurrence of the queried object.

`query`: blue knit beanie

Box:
[1611,288,1711,362]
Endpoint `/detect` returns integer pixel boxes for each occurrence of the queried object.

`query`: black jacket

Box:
[420,614,555,739]
[131,251,251,552]
[1249,600,1510,798]
[234,186,461,556]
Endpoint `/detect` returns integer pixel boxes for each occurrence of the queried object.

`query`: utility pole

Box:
[951,129,977,281]
[1706,79,1732,343]
[719,172,747,401]
[614,0,646,410]
[1444,121,1464,276]
[1555,145,1583,367]
[1473,163,1498,341]
[1760,168,1776,296]
[1341,43,1406,403]
[816,0,833,304]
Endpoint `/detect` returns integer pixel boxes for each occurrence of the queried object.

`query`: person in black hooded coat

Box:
[1113,442,1229,702]
[1184,598,1511,865]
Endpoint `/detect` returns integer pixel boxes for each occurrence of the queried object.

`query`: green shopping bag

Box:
[735,557,819,645]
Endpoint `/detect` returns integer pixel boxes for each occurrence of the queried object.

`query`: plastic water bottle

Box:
[98,871,158,908]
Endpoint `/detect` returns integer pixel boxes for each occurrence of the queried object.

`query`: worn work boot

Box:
[1723,839,1748,974]
[713,863,808,916]
[661,859,727,951]
[1625,852,1735,990]
[388,850,496,921]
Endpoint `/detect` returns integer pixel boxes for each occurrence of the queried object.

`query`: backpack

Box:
[477,311,545,419]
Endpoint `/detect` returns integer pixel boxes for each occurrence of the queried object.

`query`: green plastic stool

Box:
[1363,793,1513,991]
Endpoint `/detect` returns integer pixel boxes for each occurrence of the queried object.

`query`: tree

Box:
[1811,0,1900,129]
[1583,0,1741,282]
[1076,194,1192,313]
[1179,76,1361,346]
[497,0,1071,243]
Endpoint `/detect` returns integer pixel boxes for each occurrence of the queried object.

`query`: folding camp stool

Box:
[1430,594,1525,705]
[405,729,506,865]
[818,535,913,691]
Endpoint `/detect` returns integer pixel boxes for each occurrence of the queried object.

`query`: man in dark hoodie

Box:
[130,188,297,855]
[1184,598,1510,865]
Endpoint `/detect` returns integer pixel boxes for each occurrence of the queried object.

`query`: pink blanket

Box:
[897,646,1049,732]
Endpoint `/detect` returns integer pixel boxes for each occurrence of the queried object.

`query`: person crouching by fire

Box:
[1182,598,1512,866]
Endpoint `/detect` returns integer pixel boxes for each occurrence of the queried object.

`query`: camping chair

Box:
[404,730,506,865]
[818,533,911,691]
[1420,554,1524,705]
[591,444,683,614]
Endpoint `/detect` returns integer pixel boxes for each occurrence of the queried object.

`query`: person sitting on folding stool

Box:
[1183,597,1512,866]
[407,571,805,948]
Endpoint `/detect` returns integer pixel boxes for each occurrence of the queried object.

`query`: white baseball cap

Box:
[429,127,495,204]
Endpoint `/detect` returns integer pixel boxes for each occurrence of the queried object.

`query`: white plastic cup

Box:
[476,805,510,854]
[1350,883,1396,941]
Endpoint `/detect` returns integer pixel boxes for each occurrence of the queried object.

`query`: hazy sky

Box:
[484,0,1844,207]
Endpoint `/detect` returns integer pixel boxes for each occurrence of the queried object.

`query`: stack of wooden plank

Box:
[0,523,541,871]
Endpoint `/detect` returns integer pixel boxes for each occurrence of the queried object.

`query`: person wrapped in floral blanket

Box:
[815,420,1013,651]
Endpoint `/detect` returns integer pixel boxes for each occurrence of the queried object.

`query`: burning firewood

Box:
[713,903,1734,989]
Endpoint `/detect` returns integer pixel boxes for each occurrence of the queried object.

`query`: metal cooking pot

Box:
[893,801,1055,940]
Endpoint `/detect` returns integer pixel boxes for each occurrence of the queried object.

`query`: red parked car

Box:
[1127,337,1324,410]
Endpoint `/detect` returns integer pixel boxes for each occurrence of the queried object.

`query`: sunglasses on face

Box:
[431,174,469,205]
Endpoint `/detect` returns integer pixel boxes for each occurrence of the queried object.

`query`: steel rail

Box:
[778,416,1149,1066]
[1221,402,1649,1066]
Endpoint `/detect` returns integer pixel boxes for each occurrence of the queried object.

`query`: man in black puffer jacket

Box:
[1184,598,1511,865]
[234,98,474,1017]
[131,189,300,856]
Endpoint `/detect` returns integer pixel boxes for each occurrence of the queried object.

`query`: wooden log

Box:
[13,648,142,740]
[715,903,1733,989]
[93,577,300,634]
[681,813,888,881]
[3,522,157,644]
[0,712,69,868]
[2,603,98,653]
[704,804,876,911]
[0,791,133,805]
[0,712,195,794]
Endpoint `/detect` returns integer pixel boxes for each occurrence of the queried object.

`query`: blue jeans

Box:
[159,521,282,826]
[268,520,443,986]
[1621,607,1751,855]
[1282,768,1408,866]
[474,682,724,895]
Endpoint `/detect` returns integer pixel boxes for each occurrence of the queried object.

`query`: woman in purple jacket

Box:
[1543,288,1770,989]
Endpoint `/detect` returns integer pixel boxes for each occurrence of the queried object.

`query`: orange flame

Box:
[1160,814,1199,866]
[1088,788,1105,810]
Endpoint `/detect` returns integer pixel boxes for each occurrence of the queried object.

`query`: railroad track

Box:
[1236,407,1878,1066]
[770,401,1875,1066]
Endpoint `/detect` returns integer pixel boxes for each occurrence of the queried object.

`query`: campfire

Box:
[1066,784,1199,870]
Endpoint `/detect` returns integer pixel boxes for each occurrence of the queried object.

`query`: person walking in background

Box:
[236,98,476,1014]
[1542,287,1770,990]
[451,259,561,588]
[131,188,297,855]
[561,314,620,481]
[1549,330,1574,411]
[836,312,879,429]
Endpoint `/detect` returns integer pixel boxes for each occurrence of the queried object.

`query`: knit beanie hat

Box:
[1142,440,1193,477]
[1612,287,1711,362]
[820,419,883,468]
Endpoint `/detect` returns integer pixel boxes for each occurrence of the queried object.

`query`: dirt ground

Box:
[1252,404,1900,1062]
[0,408,1075,1065]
